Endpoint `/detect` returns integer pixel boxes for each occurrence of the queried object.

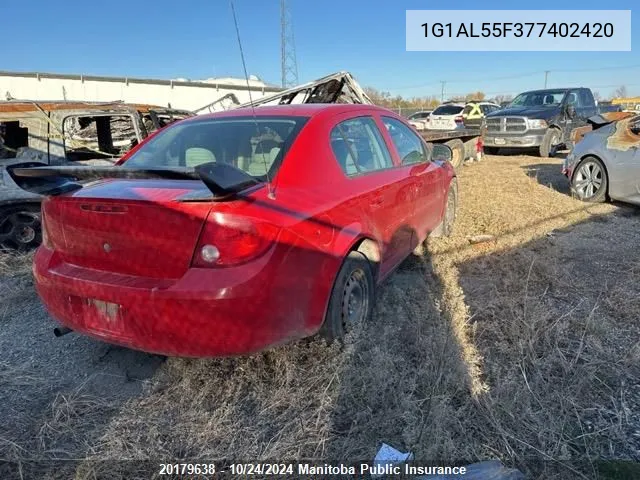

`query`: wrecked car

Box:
[563,112,640,204]
[0,101,192,249]
[18,103,457,357]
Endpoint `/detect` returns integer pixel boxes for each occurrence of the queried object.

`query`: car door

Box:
[612,117,640,201]
[379,115,445,245]
[563,89,591,143]
[329,115,412,278]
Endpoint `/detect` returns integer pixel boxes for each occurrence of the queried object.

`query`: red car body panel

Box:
[33,104,455,357]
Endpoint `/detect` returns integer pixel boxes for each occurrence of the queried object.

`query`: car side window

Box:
[579,89,594,107]
[567,90,585,108]
[381,116,429,165]
[330,117,393,176]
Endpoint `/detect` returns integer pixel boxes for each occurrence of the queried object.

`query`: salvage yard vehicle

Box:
[427,103,465,131]
[483,87,620,157]
[407,110,433,131]
[563,111,640,204]
[461,101,501,130]
[17,104,458,357]
[0,101,192,249]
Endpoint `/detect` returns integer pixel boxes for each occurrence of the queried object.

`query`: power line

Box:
[387,64,640,93]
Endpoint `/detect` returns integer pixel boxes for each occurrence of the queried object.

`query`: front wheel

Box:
[571,156,608,203]
[320,251,375,343]
[539,128,561,158]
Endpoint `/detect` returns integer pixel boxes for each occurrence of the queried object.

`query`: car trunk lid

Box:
[43,179,217,279]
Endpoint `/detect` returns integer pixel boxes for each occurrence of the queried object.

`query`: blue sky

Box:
[4,1,638,99]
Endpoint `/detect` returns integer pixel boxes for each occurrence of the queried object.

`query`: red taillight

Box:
[192,213,280,268]
[454,116,464,123]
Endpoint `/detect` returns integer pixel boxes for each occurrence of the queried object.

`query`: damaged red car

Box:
[23,104,457,357]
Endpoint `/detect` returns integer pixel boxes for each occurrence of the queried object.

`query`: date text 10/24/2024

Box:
[421,22,614,39]
[158,462,469,476]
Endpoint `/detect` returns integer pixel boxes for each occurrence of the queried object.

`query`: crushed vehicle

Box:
[0,101,192,249]
[18,103,458,357]
[483,87,622,157]
[563,111,640,204]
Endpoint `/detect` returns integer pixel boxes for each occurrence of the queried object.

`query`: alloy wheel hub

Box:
[574,162,603,199]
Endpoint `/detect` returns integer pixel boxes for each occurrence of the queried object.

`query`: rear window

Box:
[123,116,308,178]
[432,105,463,115]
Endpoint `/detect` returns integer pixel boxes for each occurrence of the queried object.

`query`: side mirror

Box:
[432,144,452,163]
[566,104,577,119]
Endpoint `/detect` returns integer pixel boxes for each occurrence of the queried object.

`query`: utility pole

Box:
[544,71,550,88]
[280,0,299,88]
[440,81,446,102]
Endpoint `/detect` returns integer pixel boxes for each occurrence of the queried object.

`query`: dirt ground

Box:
[1,153,639,479]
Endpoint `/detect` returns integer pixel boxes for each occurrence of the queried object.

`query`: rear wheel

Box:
[320,251,375,342]
[445,139,465,169]
[571,156,608,203]
[0,204,42,251]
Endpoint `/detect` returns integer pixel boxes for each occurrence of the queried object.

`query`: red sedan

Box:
[31,104,457,357]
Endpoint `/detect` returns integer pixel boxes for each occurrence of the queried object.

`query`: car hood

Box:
[487,106,559,120]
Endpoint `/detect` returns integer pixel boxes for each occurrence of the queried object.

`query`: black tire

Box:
[484,147,501,155]
[320,251,375,342]
[430,178,458,238]
[0,204,42,251]
[539,128,561,158]
[445,139,465,169]
[571,156,608,203]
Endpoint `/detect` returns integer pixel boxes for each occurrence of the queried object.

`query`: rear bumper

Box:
[484,133,545,148]
[33,245,328,357]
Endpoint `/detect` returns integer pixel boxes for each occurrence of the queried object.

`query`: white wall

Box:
[0,72,281,112]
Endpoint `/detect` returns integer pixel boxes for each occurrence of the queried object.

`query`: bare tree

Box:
[592,91,601,102]
[465,91,486,101]
[614,85,628,98]
[493,94,513,104]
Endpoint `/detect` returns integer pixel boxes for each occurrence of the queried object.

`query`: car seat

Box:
[331,138,357,175]
[248,139,281,176]
[544,95,554,105]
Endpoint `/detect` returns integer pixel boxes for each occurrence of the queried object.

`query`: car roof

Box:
[186,103,395,121]
[519,88,574,94]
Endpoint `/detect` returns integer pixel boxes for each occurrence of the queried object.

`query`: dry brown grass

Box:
[0,251,34,308]
[14,155,638,479]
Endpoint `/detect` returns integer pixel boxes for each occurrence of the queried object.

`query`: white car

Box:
[427,104,465,130]
[407,111,432,130]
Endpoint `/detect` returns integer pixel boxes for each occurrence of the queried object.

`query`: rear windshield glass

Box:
[123,116,308,178]
[432,105,463,115]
